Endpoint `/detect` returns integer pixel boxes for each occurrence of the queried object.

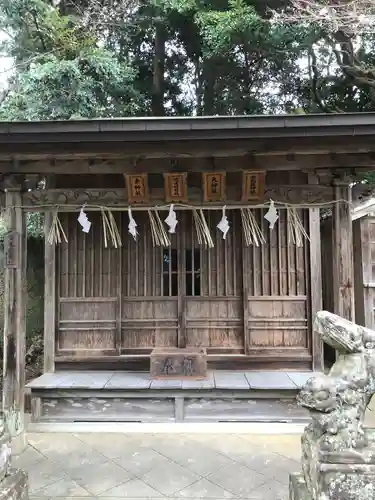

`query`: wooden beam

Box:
[22,185,335,209]
[44,212,56,372]
[3,184,27,452]
[332,182,355,321]
[3,152,375,174]
[0,134,374,160]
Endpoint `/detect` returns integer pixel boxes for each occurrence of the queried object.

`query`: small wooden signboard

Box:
[241,171,265,201]
[164,173,188,203]
[150,347,207,379]
[203,172,226,202]
[125,174,149,204]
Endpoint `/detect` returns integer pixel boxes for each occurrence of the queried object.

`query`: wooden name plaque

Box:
[150,347,207,379]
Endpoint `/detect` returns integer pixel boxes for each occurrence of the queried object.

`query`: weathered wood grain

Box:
[213,372,250,390]
[41,397,175,421]
[23,184,334,208]
[183,398,309,422]
[105,372,151,389]
[332,182,355,321]
[44,212,56,372]
[3,186,27,441]
[245,371,297,390]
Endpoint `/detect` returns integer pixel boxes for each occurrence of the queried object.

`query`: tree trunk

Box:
[152,19,166,116]
[203,59,215,116]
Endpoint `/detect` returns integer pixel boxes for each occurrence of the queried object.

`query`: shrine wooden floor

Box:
[27,370,314,425]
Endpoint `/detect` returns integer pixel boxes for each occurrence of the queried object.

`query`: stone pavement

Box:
[13,433,302,500]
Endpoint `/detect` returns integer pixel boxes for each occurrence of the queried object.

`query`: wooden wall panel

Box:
[57,298,117,353]
[121,297,178,352]
[59,299,116,320]
[185,298,243,353]
[248,297,308,347]
[59,330,116,350]
[58,212,120,298]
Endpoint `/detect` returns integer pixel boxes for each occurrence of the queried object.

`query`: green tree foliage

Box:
[0,0,141,119]
[1,0,375,118]
[0,50,140,120]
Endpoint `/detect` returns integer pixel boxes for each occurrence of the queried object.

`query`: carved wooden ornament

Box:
[125,174,149,204]
[164,173,188,203]
[203,172,225,202]
[242,171,265,201]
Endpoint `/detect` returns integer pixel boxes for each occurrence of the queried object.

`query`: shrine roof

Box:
[1,112,375,140]
[1,113,375,161]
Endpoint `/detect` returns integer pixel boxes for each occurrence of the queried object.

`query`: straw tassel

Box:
[148,209,170,247]
[101,208,122,248]
[193,209,214,248]
[287,208,310,247]
[47,209,68,245]
[240,208,265,246]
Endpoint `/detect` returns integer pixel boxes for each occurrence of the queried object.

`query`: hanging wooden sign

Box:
[203,172,225,202]
[4,231,19,268]
[164,173,188,203]
[241,171,265,201]
[125,174,149,204]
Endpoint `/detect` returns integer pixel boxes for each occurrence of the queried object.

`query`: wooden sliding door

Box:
[120,210,244,355]
[182,211,244,354]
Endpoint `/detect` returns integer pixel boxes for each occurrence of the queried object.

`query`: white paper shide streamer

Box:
[164,204,178,234]
[77,206,91,233]
[128,208,138,241]
[264,199,279,229]
[217,206,230,240]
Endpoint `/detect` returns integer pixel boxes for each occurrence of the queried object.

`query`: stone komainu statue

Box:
[290,311,375,500]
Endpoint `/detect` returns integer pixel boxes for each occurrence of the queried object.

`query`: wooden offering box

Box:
[150,347,207,379]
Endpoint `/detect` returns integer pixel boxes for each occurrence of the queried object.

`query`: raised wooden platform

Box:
[27,370,315,424]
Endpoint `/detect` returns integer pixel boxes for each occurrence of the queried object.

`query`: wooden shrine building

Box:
[2,113,375,432]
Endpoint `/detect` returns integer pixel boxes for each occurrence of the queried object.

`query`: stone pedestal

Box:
[290,436,375,500]
[0,469,28,500]
[290,463,375,500]
[289,473,310,500]
[0,418,28,500]
[150,347,207,379]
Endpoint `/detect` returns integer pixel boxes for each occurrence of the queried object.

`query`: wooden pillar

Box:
[332,181,355,321]
[44,211,56,372]
[308,173,323,371]
[242,225,250,354]
[353,218,366,328]
[309,207,323,370]
[3,183,27,452]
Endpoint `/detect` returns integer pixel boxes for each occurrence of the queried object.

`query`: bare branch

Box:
[271,0,375,36]
[74,0,140,32]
